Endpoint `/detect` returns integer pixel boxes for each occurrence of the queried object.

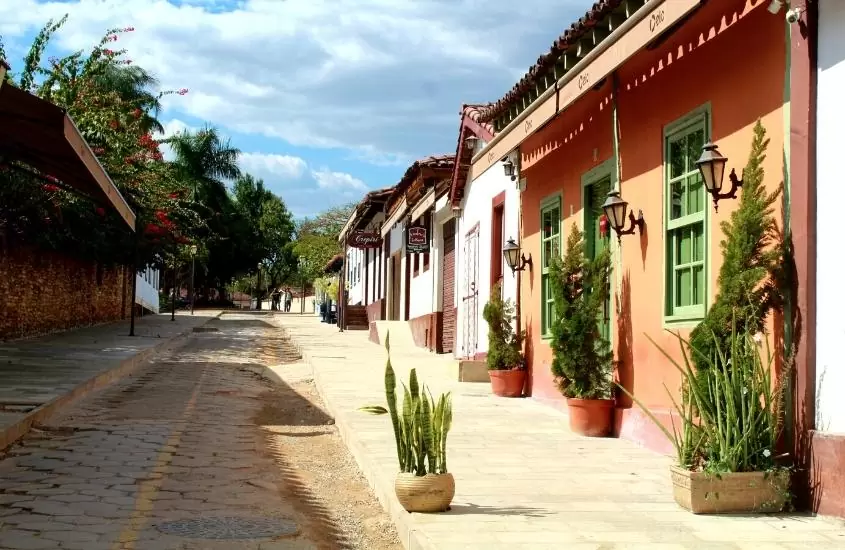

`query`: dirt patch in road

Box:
[253,376,402,550]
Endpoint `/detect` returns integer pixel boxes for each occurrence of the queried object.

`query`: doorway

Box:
[584,175,612,343]
[462,226,480,358]
[390,253,401,320]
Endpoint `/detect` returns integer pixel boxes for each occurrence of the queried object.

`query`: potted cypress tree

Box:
[548,225,614,437]
[482,282,525,397]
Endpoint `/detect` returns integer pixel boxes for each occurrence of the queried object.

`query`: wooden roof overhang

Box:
[324,253,344,274]
[0,60,136,230]
[381,155,454,235]
[338,186,395,243]
[469,0,703,181]
[448,104,496,208]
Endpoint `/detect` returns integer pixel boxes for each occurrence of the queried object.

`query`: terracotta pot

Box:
[566,398,614,437]
[394,472,455,513]
[489,369,525,397]
[670,465,789,514]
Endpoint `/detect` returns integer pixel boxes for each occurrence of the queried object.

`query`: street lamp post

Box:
[189,244,197,315]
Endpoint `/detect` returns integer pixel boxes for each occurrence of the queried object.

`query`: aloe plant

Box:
[360,332,453,475]
[617,309,787,474]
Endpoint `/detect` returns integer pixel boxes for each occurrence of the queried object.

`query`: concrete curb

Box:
[276,325,434,550]
[0,312,222,451]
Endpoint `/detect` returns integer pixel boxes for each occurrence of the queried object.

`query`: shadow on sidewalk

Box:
[445,503,551,518]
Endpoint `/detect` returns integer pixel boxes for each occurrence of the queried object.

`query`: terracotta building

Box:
[464,0,832,515]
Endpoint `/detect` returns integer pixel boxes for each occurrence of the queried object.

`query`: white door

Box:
[462,228,479,358]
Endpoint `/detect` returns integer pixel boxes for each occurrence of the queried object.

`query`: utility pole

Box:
[129,219,139,336]
[171,246,176,322]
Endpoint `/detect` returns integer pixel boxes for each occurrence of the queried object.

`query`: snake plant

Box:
[359,332,453,475]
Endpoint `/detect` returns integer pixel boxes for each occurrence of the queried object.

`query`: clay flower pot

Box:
[566,398,614,437]
[670,466,789,514]
[394,472,455,513]
[489,368,526,397]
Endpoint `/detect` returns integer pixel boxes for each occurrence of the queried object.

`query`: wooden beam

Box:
[625,0,645,18]
[607,13,625,31]
[577,37,594,58]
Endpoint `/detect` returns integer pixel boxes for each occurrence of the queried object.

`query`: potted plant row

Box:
[548,225,615,437]
[361,333,455,513]
[618,315,790,514]
[482,283,526,397]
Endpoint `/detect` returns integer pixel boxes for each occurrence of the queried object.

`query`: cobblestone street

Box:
[0,313,400,550]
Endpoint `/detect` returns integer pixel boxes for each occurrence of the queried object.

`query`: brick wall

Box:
[0,248,132,341]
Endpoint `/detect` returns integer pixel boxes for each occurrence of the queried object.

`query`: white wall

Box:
[135,266,160,313]
[346,247,364,305]
[407,195,452,320]
[815,0,845,434]
[454,160,520,359]
[386,221,405,319]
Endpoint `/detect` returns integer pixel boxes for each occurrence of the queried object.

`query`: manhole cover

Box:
[156,516,298,539]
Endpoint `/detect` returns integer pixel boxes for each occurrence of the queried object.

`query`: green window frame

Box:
[540,195,561,336]
[664,108,709,322]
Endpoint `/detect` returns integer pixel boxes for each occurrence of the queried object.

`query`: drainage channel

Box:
[155,516,299,540]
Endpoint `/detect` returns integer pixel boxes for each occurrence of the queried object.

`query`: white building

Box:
[448,105,520,360]
[135,265,160,313]
[338,187,394,329]
[378,156,455,351]
[815,0,844,435]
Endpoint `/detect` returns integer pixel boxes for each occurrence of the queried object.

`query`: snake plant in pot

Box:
[360,333,454,513]
[617,312,790,514]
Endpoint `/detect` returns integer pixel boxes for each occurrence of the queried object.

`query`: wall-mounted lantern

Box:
[503,238,532,273]
[502,159,516,181]
[695,142,742,212]
[464,135,479,151]
[601,191,645,243]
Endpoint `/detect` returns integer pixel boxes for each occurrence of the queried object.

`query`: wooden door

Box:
[441,219,457,353]
[585,177,612,343]
[390,254,401,320]
[462,227,480,357]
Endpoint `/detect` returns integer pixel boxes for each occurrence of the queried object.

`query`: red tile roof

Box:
[386,154,455,214]
[478,0,625,123]
[448,105,497,207]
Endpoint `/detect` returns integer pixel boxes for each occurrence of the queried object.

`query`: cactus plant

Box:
[360,332,453,475]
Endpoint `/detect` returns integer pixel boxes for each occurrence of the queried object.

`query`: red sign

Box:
[347,231,382,249]
[407,226,429,253]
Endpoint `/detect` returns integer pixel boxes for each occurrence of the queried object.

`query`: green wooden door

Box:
[585,177,612,344]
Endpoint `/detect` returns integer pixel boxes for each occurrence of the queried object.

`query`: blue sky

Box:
[0,0,589,218]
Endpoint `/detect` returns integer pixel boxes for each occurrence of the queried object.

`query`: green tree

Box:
[548,225,613,399]
[688,120,781,369]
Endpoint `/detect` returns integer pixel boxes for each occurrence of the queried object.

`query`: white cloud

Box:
[0,0,586,163]
[239,152,308,181]
[312,168,367,192]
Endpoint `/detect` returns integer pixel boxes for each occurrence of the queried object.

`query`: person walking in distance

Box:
[284,288,293,312]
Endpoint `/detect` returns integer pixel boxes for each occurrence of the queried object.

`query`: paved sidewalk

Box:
[0,311,219,449]
[273,314,845,550]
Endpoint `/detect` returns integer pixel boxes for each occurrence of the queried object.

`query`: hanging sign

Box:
[347,231,382,249]
[406,226,429,254]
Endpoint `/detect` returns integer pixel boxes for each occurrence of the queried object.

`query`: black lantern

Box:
[503,238,531,273]
[502,159,516,180]
[601,191,645,243]
[465,135,479,150]
[695,142,743,212]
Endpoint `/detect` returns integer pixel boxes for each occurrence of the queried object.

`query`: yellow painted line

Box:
[112,368,208,550]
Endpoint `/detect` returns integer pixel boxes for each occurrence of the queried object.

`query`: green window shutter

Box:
[540,195,562,336]
[664,108,709,322]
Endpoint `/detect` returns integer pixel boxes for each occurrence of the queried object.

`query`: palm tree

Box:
[168,125,241,208]
[94,65,164,133]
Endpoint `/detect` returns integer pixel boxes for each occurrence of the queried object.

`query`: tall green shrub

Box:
[549,225,613,399]
[481,283,525,370]
[689,120,781,370]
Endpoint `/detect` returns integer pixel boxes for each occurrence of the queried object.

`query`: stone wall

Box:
[0,248,131,341]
